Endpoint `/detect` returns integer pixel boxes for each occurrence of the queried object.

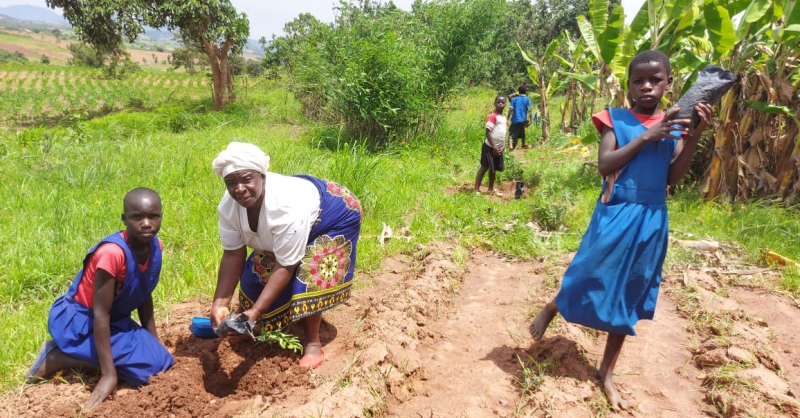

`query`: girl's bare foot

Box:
[26,340,57,382]
[299,342,324,370]
[598,370,628,411]
[529,301,558,341]
[27,341,97,383]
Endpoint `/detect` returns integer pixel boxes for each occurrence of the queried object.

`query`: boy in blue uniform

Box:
[27,188,174,410]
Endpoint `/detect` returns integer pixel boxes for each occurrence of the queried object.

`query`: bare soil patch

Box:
[3,242,799,417]
[0,42,72,61]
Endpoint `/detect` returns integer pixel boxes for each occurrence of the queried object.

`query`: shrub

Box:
[68,43,105,68]
[0,49,28,64]
[272,0,502,145]
[245,60,264,77]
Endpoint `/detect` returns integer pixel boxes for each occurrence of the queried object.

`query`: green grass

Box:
[0,72,799,393]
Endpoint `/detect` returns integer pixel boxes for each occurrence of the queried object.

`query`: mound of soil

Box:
[5,242,800,417]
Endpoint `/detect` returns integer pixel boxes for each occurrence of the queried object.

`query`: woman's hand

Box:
[640,108,692,142]
[210,247,247,328]
[241,307,261,323]
[210,303,230,329]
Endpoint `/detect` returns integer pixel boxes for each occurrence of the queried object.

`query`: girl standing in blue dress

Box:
[529,50,714,410]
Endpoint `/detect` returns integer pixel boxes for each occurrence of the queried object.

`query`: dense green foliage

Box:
[170,46,209,74]
[67,43,140,78]
[267,0,502,144]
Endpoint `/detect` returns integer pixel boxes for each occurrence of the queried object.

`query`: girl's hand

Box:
[689,103,714,141]
[640,108,692,142]
[85,373,117,411]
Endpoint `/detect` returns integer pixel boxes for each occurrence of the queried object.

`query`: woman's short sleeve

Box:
[265,176,320,266]
[217,193,245,250]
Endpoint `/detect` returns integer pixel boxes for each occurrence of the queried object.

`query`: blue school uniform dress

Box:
[237,175,363,332]
[555,108,678,336]
[47,233,174,386]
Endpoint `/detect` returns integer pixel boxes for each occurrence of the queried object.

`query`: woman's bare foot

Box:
[529,301,558,341]
[299,342,324,370]
[598,370,628,411]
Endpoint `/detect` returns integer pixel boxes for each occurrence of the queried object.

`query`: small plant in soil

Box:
[500,153,525,182]
[514,355,554,395]
[254,330,303,354]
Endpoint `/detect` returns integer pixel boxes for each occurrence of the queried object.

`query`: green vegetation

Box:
[0,64,209,126]
[1,73,798,392]
[49,0,249,109]
[0,32,68,55]
[1,0,798,400]
[0,49,28,64]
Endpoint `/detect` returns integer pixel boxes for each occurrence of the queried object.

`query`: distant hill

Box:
[244,39,263,56]
[0,5,67,24]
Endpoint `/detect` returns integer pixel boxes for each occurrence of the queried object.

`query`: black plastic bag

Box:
[215,312,256,338]
[669,65,736,135]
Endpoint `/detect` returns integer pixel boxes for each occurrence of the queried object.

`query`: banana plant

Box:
[575,0,625,106]
[557,32,598,131]
[518,36,564,143]
[703,0,800,203]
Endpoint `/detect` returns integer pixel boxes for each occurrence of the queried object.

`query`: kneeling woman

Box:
[210,142,362,369]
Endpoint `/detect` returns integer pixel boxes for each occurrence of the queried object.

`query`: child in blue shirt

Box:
[507,84,533,150]
[27,188,174,411]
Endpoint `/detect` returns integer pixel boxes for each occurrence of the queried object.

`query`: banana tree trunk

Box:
[561,80,573,131]
[539,73,549,142]
[704,82,740,201]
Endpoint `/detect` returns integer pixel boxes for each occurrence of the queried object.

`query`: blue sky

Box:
[0,0,645,41]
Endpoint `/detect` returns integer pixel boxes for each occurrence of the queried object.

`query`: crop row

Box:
[0,65,210,126]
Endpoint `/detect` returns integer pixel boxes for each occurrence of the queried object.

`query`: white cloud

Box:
[231,0,417,40]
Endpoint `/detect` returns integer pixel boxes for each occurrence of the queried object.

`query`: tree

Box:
[150,1,249,110]
[46,0,249,110]
[528,0,620,57]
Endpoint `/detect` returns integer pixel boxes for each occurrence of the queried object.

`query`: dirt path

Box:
[4,242,800,417]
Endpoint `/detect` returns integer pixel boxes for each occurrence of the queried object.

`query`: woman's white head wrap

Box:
[212,142,270,178]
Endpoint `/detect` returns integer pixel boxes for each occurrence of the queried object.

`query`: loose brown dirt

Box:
[3,240,800,417]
